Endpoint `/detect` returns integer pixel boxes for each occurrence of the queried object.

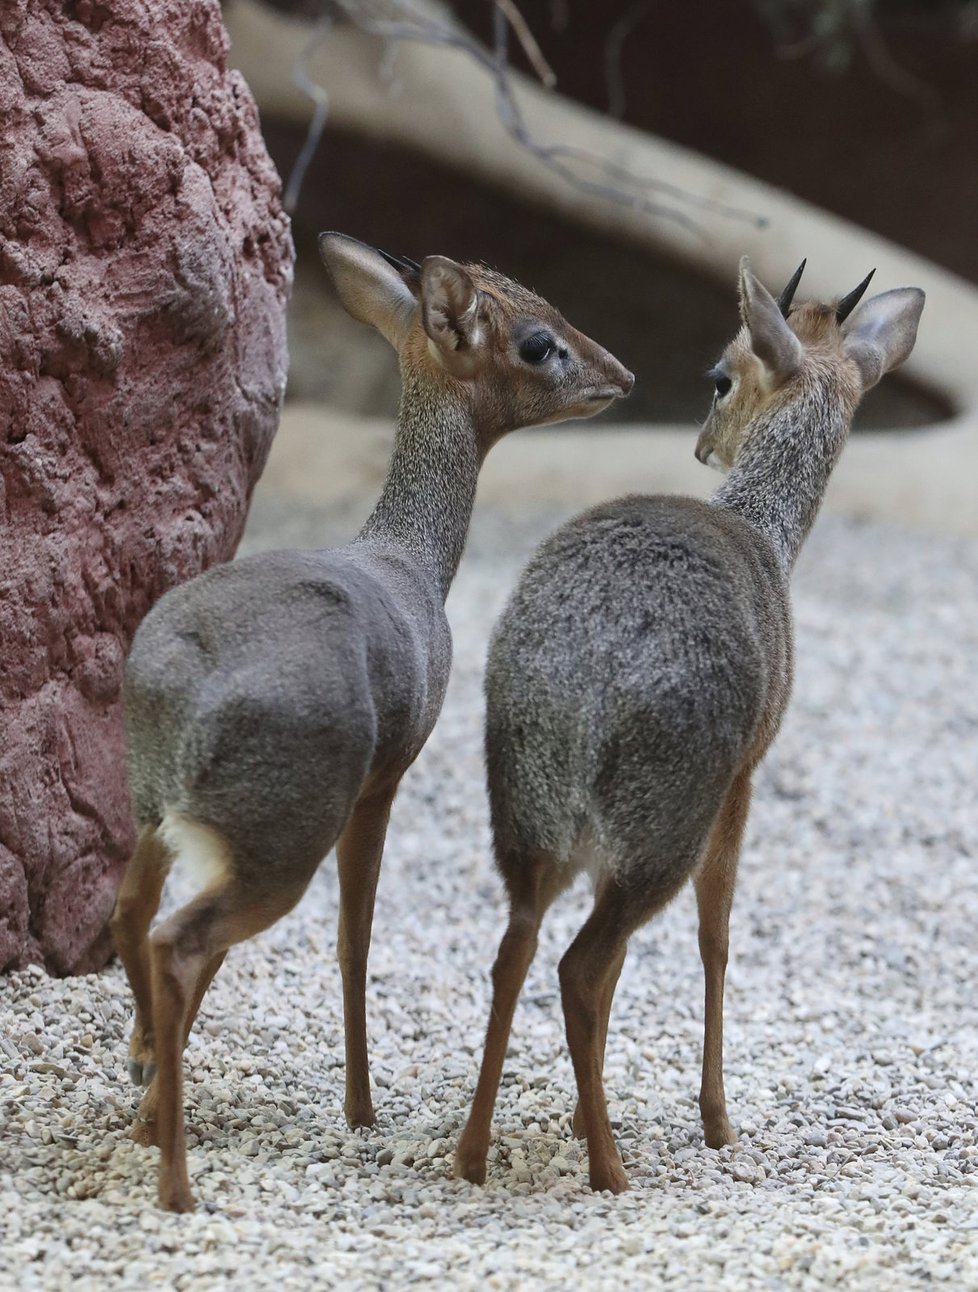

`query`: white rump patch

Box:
[158,810,230,896]
[572,829,615,891]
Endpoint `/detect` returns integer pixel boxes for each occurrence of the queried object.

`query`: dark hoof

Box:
[589,1162,630,1195]
[345,1106,376,1130]
[452,1146,487,1185]
[127,1058,157,1088]
[129,1118,160,1148]
[159,1183,195,1213]
[704,1122,737,1150]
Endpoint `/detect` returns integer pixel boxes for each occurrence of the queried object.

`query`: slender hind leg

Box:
[560,874,684,1194]
[149,877,305,1212]
[130,950,227,1147]
[335,778,400,1128]
[110,827,170,1087]
[572,939,626,1138]
[695,771,751,1150]
[454,852,569,1185]
[559,886,633,1194]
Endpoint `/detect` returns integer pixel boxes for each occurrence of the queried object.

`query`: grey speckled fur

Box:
[486,494,791,891]
[454,264,924,1194]
[113,232,634,1211]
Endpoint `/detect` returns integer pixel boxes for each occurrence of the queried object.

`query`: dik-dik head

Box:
[319,232,633,449]
[695,257,925,471]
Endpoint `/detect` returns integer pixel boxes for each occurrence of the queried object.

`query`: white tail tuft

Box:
[158,811,230,893]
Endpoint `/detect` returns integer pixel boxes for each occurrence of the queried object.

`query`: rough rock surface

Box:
[0,0,293,974]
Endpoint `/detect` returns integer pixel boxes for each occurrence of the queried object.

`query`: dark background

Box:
[252,0,975,428]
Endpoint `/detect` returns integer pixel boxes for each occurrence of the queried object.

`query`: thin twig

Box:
[493,3,766,230]
[284,14,335,214]
[603,0,652,119]
[483,3,689,233]
[853,8,941,112]
[287,0,767,230]
[494,0,557,88]
[548,0,569,35]
[360,0,765,228]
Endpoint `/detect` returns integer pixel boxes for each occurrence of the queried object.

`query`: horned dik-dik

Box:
[454,258,924,1194]
[111,233,633,1211]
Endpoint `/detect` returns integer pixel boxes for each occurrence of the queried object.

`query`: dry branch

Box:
[280,0,767,232]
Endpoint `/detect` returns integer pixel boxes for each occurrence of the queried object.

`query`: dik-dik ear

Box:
[319,232,418,350]
[420,256,482,362]
[841,288,925,392]
[739,257,803,385]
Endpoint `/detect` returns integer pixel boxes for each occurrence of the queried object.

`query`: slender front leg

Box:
[454,853,567,1185]
[695,771,752,1149]
[110,827,170,1087]
[335,782,399,1128]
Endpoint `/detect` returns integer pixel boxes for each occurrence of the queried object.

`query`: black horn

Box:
[377,248,420,276]
[836,269,875,324]
[776,259,807,317]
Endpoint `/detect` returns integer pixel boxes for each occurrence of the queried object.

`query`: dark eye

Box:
[518,333,554,364]
[714,373,732,398]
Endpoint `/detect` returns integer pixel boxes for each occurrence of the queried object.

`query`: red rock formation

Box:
[0,0,293,973]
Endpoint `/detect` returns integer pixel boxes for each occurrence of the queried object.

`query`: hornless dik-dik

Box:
[454,259,924,1194]
[111,233,633,1211]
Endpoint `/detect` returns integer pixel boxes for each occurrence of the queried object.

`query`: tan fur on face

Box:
[696,302,862,470]
[401,262,631,453]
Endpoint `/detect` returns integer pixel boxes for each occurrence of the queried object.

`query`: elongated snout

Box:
[569,325,635,401]
[694,425,726,471]
[608,358,635,398]
[596,347,634,399]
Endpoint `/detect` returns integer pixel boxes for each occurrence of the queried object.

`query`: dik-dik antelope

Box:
[454,259,924,1193]
[111,233,633,1211]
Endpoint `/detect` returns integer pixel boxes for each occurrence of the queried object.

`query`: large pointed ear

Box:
[739,256,803,385]
[841,288,925,392]
[420,256,482,359]
[318,232,418,350]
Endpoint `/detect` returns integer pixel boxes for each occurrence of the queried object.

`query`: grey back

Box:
[486,495,791,889]
[125,539,448,879]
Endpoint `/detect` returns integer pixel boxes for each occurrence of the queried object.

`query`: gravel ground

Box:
[2,497,977,1291]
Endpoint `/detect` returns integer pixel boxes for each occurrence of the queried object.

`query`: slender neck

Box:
[710,379,855,572]
[356,375,481,600]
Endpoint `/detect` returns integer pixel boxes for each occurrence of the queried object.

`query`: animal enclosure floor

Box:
[2,503,976,1291]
